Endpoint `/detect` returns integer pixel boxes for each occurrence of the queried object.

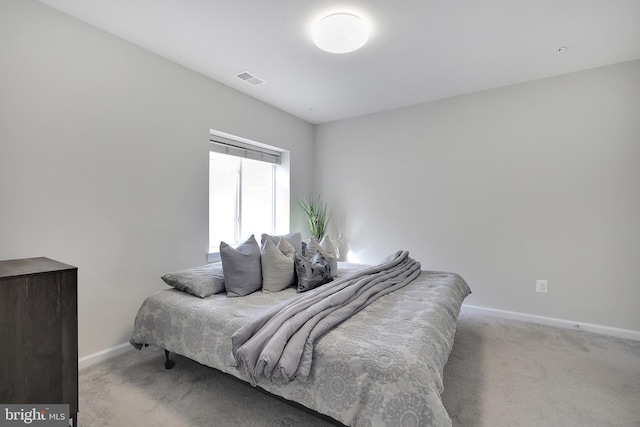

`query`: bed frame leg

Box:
[164,349,175,369]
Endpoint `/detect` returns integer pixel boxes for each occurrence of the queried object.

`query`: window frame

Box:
[207,130,289,262]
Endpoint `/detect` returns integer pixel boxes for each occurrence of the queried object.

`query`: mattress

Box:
[130,262,471,426]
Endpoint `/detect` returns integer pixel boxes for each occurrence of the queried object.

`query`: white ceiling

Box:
[38,0,640,124]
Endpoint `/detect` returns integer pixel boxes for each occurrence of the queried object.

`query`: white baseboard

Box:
[461,304,640,341]
[78,342,134,370]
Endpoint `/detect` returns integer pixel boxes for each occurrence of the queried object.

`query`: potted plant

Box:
[298,194,330,240]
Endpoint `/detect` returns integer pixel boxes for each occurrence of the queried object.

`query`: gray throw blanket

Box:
[230,250,421,386]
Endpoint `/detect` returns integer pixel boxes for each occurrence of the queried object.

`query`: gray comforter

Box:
[231,251,421,385]
[130,260,471,426]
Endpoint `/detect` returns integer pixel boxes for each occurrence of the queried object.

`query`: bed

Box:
[130,255,471,426]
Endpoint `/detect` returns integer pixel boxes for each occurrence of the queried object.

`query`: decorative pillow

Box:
[220,235,262,297]
[261,232,303,255]
[261,237,296,293]
[161,262,225,298]
[319,235,338,277]
[294,252,332,293]
[303,236,321,259]
[305,236,338,277]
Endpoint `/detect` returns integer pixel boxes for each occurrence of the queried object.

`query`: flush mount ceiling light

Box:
[313,13,369,54]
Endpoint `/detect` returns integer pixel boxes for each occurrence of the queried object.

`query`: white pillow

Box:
[304,236,321,259]
[261,232,303,255]
[319,235,338,277]
[261,237,296,293]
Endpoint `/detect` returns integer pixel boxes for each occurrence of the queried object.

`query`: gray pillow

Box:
[295,252,333,293]
[261,232,303,255]
[220,235,262,297]
[261,237,296,293]
[161,262,225,298]
[305,236,338,277]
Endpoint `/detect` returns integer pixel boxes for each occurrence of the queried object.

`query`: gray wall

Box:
[0,0,314,357]
[315,60,640,332]
[2,1,638,360]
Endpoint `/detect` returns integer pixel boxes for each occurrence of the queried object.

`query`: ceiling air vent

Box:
[235,71,265,86]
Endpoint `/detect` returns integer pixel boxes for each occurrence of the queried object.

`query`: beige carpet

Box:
[441,312,640,427]
[78,310,640,426]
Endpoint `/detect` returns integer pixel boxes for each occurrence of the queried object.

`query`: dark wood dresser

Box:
[0,257,78,425]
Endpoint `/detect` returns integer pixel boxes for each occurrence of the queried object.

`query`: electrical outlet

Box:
[536,279,548,293]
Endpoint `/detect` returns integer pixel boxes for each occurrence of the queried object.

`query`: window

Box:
[209,131,289,255]
[209,152,275,245]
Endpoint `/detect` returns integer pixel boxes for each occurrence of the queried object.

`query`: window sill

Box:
[208,242,244,263]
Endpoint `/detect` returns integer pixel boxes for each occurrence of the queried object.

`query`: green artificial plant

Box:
[298,194,330,240]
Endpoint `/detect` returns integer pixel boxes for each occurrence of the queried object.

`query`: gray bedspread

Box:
[231,251,421,385]
[130,261,471,427]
